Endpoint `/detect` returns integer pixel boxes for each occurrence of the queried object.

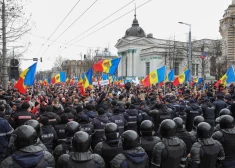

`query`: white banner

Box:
[100,80,109,86]
[92,82,98,85]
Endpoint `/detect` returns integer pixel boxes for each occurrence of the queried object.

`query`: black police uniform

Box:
[212,115,235,168]
[213,98,227,118]
[201,102,215,128]
[94,123,123,168]
[0,125,55,168]
[111,130,149,168]
[91,115,109,149]
[110,109,127,135]
[123,106,140,132]
[151,119,187,168]
[185,102,202,132]
[189,122,225,168]
[12,109,35,128]
[57,131,105,168]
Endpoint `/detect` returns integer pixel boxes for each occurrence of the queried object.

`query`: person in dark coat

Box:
[110,108,127,135]
[213,94,227,118]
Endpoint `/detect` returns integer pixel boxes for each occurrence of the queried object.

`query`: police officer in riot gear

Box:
[189,122,225,168]
[94,123,123,168]
[78,113,94,135]
[57,131,105,168]
[110,108,127,135]
[111,130,149,168]
[53,121,80,161]
[152,119,187,168]
[201,98,216,129]
[214,108,231,132]
[25,119,47,151]
[139,120,161,166]
[189,116,205,142]
[173,117,194,154]
[212,115,235,168]
[1,125,55,167]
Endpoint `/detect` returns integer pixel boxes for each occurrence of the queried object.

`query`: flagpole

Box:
[164,66,167,95]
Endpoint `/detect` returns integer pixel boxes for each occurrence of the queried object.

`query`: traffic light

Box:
[40,57,42,62]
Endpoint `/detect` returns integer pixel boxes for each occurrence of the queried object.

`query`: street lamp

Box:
[179,22,192,81]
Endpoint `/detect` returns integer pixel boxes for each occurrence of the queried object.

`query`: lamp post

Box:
[179,22,192,82]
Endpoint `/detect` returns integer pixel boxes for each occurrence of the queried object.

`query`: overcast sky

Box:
[20,0,231,71]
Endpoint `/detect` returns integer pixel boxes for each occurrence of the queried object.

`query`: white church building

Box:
[115,14,221,80]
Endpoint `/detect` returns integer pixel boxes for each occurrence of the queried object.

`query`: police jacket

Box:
[123,109,141,132]
[40,125,58,153]
[57,151,105,168]
[212,128,235,161]
[12,110,35,128]
[189,138,225,168]
[213,99,227,118]
[54,123,67,139]
[111,147,149,168]
[41,112,61,126]
[185,104,202,132]
[140,136,161,166]
[176,128,194,154]
[110,114,127,135]
[0,145,55,168]
[91,115,109,140]
[0,117,13,154]
[201,103,215,120]
[53,137,73,161]
[94,139,123,168]
[80,121,95,135]
[152,137,187,168]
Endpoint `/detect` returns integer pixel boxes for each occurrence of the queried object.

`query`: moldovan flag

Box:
[143,66,166,87]
[173,69,190,86]
[93,58,121,75]
[52,72,66,84]
[82,68,93,89]
[14,62,37,94]
[215,66,235,87]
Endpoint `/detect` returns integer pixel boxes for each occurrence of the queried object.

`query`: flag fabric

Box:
[82,68,93,89]
[70,78,75,84]
[168,69,175,82]
[52,72,66,84]
[143,66,166,87]
[173,69,190,86]
[202,84,206,91]
[66,78,69,83]
[200,52,208,59]
[14,62,37,94]
[215,66,235,87]
[197,78,203,84]
[93,58,121,75]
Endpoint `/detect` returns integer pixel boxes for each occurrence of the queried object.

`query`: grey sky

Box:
[22,0,231,71]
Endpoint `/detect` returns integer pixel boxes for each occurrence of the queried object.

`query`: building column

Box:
[132,49,136,76]
[127,49,133,76]
[117,52,122,76]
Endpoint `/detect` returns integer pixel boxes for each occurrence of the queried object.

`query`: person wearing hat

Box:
[10,102,35,129]
[78,112,94,136]
[110,108,127,135]
[201,97,216,130]
[185,99,202,132]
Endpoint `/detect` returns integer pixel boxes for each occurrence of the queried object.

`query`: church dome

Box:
[124,15,146,38]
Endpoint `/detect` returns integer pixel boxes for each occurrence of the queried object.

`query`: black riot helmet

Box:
[105,123,119,140]
[193,116,205,129]
[25,119,40,136]
[197,122,211,139]
[220,115,234,129]
[140,120,154,136]
[72,131,91,152]
[121,130,139,150]
[173,117,184,129]
[220,108,231,116]
[160,119,176,138]
[65,121,80,137]
[13,125,37,149]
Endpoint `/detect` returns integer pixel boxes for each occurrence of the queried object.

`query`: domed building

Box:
[115,13,221,80]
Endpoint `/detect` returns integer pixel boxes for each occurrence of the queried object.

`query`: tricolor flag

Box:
[52,72,66,84]
[14,62,37,94]
[200,52,208,59]
[143,66,166,87]
[215,66,235,87]
[173,69,190,86]
[93,58,121,75]
[202,84,206,91]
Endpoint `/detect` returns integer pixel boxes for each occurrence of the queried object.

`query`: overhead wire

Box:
[51,0,152,57]
[48,0,137,58]
[35,0,81,58]
[40,0,98,58]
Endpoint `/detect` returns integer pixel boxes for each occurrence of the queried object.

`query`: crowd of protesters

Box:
[0,81,235,167]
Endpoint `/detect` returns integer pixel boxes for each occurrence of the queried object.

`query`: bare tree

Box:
[53,55,64,71]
